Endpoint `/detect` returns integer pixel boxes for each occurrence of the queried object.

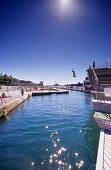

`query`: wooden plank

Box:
[105,140,111,151]
[106,138,111,144]
[104,160,111,170]
[105,135,111,142]
[105,139,111,149]
[104,154,111,168]
[105,137,111,144]
[104,149,111,162]
[103,131,111,170]
[96,130,104,170]
[104,144,111,156]
[104,156,110,167]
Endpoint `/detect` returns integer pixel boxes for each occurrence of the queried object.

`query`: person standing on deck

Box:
[21,88,24,96]
[93,61,95,68]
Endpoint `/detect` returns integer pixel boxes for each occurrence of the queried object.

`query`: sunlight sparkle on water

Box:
[76,160,84,168]
[75,152,79,157]
[54,131,58,134]
[54,143,57,147]
[31,162,34,166]
[61,147,66,151]
[49,159,53,163]
[50,155,53,158]
[53,153,58,158]
[80,160,84,165]
[68,164,72,169]
[58,160,63,165]
[58,149,62,155]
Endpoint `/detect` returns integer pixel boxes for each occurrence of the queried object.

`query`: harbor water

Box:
[0,91,99,170]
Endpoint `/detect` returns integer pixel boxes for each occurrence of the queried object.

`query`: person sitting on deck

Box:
[1,93,11,98]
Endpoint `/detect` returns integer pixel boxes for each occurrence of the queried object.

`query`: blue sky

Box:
[0,0,111,85]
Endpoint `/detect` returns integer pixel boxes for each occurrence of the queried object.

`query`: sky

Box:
[0,0,111,85]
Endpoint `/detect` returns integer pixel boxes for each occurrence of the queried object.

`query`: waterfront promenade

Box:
[0,86,69,118]
[0,86,32,117]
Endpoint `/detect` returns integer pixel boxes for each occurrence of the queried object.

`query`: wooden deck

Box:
[96,130,111,170]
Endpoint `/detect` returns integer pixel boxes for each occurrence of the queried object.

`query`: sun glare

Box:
[50,0,79,19]
[58,0,74,16]
[60,0,71,7]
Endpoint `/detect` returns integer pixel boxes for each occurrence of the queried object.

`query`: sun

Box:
[60,0,71,7]
[58,0,74,17]
[51,0,76,18]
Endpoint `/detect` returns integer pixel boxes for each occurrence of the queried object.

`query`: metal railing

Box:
[92,67,99,86]
[90,60,111,69]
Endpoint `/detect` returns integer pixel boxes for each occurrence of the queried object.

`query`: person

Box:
[21,88,24,96]
[93,61,95,68]
[1,93,11,98]
[1,93,6,98]
[72,68,76,77]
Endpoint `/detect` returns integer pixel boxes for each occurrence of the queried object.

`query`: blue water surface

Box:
[0,91,99,170]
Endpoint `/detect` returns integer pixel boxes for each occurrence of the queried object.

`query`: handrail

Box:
[100,84,111,87]
[91,67,104,103]
[91,67,99,102]
[92,67,99,85]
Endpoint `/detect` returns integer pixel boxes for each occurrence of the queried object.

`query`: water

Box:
[0,91,99,170]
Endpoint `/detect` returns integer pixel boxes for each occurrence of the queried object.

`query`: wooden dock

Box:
[96,130,111,170]
[32,90,69,96]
